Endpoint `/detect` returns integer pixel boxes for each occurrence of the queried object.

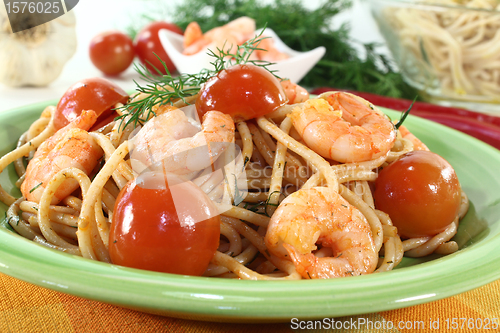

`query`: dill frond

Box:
[395,96,417,129]
[116,30,277,129]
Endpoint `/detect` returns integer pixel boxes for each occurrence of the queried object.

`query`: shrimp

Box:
[182,17,288,61]
[399,125,429,151]
[21,110,104,204]
[130,108,235,175]
[280,80,309,104]
[255,37,289,62]
[265,187,378,279]
[289,92,396,163]
[223,16,256,40]
[183,17,256,56]
[184,21,204,49]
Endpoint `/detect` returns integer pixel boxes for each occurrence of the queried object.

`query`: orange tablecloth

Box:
[1,272,499,333]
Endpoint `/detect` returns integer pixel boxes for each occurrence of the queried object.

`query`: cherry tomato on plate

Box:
[196,64,287,122]
[373,150,462,239]
[54,77,129,130]
[109,172,220,276]
[134,21,184,74]
[89,31,135,76]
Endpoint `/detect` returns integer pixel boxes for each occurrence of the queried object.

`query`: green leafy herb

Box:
[29,182,43,193]
[168,0,418,99]
[17,210,23,225]
[91,158,105,182]
[116,31,275,129]
[238,190,282,217]
[231,173,245,206]
[395,96,417,129]
[263,190,281,216]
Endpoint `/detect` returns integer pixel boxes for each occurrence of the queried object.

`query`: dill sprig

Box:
[116,64,205,129]
[116,30,276,129]
[395,96,417,129]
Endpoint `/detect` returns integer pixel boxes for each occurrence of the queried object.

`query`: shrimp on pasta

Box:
[130,109,235,175]
[289,92,396,163]
[265,186,378,279]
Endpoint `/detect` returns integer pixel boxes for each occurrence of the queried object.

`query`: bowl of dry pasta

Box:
[369,0,500,114]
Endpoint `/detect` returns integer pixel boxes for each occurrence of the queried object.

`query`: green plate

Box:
[1,100,500,323]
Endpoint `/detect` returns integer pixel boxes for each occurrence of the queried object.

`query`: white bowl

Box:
[158,27,326,83]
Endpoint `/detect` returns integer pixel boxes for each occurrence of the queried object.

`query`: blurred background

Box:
[0,0,400,112]
[3,0,499,115]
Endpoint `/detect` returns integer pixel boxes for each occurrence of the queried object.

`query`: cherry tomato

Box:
[134,21,183,74]
[196,64,287,122]
[54,77,129,130]
[109,172,220,276]
[89,31,135,76]
[373,150,462,239]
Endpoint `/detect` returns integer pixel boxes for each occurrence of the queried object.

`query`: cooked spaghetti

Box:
[0,83,469,280]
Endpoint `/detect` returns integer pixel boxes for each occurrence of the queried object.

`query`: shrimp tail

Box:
[283,243,316,279]
[54,110,98,140]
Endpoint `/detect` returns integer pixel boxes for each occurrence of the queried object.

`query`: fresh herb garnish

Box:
[116,30,275,129]
[168,0,418,99]
[91,158,105,182]
[17,211,23,225]
[238,190,282,217]
[29,182,43,193]
[263,190,281,216]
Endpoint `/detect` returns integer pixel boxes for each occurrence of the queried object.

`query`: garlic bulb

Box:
[0,6,77,87]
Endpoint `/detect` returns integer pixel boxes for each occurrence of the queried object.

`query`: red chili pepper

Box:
[311,88,500,150]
